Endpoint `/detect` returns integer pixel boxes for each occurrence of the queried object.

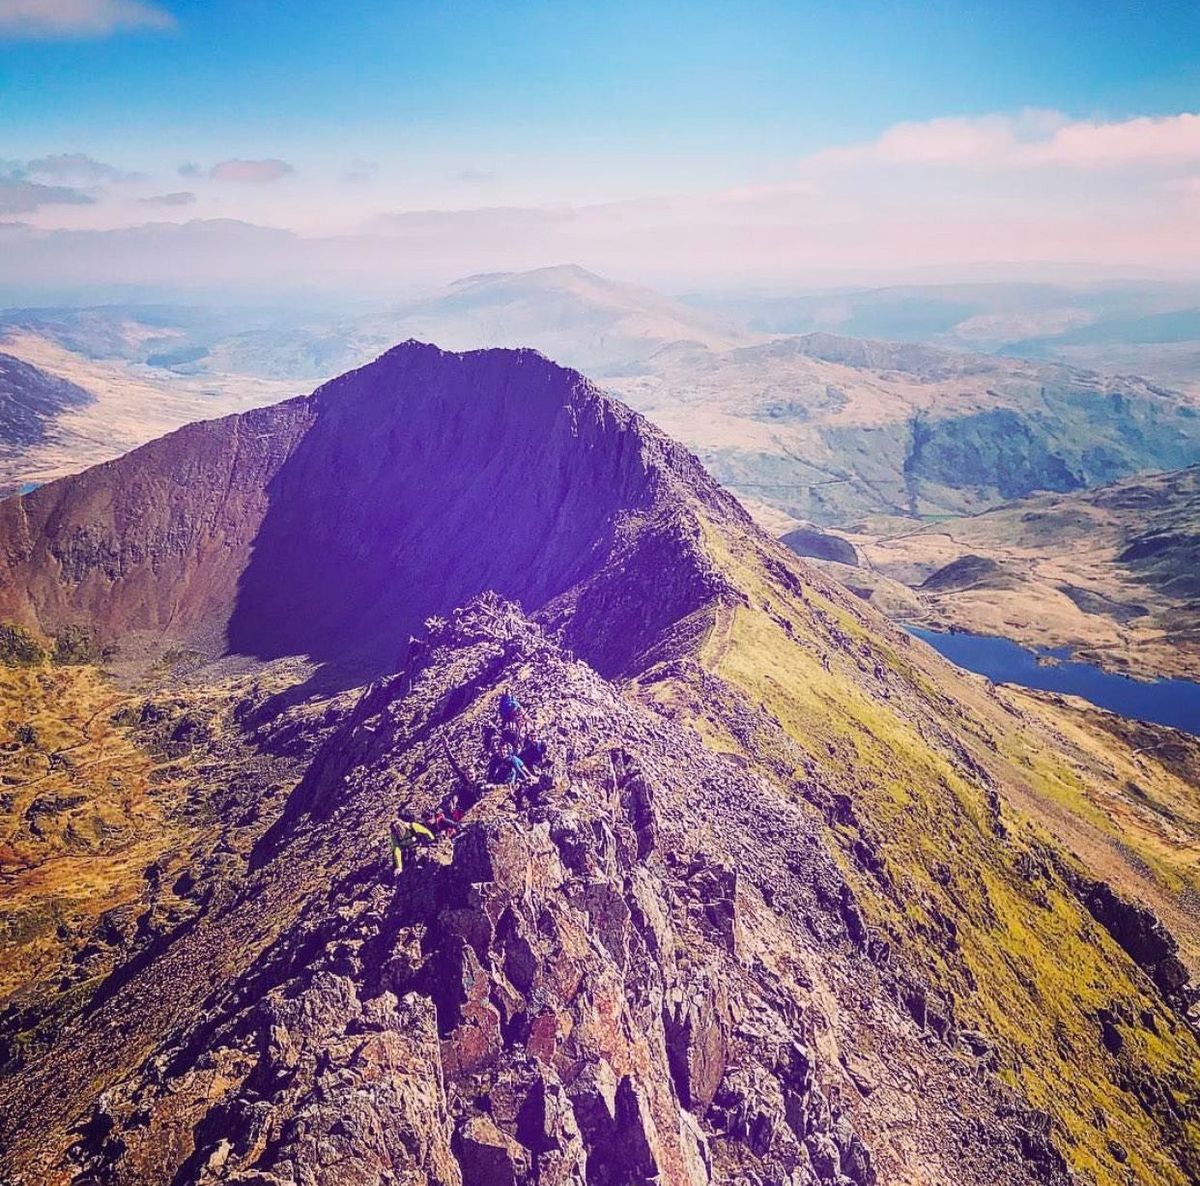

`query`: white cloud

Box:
[810,110,1200,171]
[0,0,174,37]
[210,158,295,183]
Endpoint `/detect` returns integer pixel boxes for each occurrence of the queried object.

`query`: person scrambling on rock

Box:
[487,739,535,788]
[518,730,548,771]
[424,805,462,840]
[389,818,435,876]
[498,690,530,745]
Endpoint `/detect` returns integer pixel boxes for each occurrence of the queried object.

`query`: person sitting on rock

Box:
[518,731,548,771]
[487,739,536,788]
[389,818,435,876]
[498,691,530,743]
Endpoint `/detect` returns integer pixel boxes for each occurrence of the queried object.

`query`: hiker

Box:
[498,691,530,744]
[424,806,461,840]
[442,735,483,815]
[518,731,548,771]
[389,818,435,875]
[487,739,536,788]
[397,633,428,695]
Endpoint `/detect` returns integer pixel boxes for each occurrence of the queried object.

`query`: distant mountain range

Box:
[4,267,1199,527]
[686,280,1200,390]
[0,265,753,382]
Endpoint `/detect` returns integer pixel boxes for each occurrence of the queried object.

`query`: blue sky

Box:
[6,2,1199,167]
[1,0,1198,287]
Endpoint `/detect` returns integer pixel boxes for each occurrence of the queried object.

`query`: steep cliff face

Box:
[0,341,740,676]
[1,345,1198,1186]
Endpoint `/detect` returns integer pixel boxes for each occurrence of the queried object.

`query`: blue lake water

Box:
[906,627,1200,738]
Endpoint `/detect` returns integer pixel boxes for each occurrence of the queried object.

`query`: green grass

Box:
[669,520,1200,1185]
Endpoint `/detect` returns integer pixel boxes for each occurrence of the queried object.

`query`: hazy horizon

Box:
[3,0,1198,298]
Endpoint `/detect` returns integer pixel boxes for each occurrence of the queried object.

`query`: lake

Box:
[906,627,1200,738]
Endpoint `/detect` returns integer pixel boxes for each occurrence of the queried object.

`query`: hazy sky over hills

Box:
[2,0,1198,292]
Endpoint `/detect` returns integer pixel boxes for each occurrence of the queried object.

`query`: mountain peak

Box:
[4,343,1199,1186]
[0,342,741,677]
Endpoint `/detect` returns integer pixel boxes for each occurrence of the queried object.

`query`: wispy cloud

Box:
[0,0,175,38]
[7,109,1200,288]
[25,152,140,184]
[452,168,497,185]
[209,158,294,183]
[811,110,1200,171]
[0,177,94,214]
[138,190,195,207]
[342,159,379,184]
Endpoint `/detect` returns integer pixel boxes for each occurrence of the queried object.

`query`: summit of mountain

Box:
[0,340,743,676]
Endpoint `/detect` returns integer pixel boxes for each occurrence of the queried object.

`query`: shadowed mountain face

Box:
[3,344,1200,1186]
[0,341,740,676]
[0,352,92,452]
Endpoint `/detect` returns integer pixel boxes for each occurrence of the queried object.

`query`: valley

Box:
[796,465,1200,680]
[0,332,295,498]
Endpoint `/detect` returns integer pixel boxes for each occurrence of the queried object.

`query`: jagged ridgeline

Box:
[0,343,1197,1186]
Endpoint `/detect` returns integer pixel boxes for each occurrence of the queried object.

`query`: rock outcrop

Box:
[17,603,1072,1186]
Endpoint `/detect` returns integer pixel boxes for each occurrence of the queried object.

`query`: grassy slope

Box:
[659,521,1200,1186]
[0,666,181,1003]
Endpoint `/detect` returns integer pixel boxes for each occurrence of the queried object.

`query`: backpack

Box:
[499,692,521,721]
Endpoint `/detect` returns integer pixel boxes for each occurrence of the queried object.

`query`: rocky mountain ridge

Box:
[1,343,1198,1186]
[4,602,1073,1186]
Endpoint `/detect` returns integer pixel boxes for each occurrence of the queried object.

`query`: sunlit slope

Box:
[643,519,1200,1186]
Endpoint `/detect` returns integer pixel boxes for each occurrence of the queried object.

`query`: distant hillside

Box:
[0,352,92,454]
[204,264,756,380]
[838,465,1200,678]
[0,333,295,499]
[609,334,1200,526]
[685,279,1200,389]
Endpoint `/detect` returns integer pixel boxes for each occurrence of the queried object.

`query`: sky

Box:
[1,0,1198,294]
